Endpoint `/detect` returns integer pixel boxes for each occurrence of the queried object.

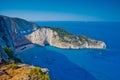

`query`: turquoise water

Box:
[18,22,120,80]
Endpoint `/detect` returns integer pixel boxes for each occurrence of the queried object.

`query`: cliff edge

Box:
[27,27,106,49]
[0,15,106,49]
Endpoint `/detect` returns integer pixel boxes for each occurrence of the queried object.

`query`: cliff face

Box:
[0,15,38,48]
[0,15,106,49]
[27,27,106,49]
[0,15,50,80]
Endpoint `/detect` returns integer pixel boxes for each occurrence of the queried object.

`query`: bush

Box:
[4,47,13,58]
[8,63,18,69]
[14,57,22,63]
[30,67,43,76]
[30,67,50,80]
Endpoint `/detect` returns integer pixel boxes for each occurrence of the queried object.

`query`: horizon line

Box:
[1,15,120,22]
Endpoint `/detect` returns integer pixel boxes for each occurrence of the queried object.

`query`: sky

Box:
[0,0,120,21]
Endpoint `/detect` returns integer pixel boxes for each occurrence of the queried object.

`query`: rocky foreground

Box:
[0,46,50,80]
[0,63,50,80]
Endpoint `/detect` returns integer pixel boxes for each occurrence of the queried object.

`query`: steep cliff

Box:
[0,15,50,80]
[0,15,38,48]
[27,27,106,49]
[0,15,106,49]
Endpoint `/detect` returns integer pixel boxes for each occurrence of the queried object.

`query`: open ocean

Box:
[18,21,120,80]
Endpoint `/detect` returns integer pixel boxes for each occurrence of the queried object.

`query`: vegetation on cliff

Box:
[0,46,50,80]
[38,26,106,49]
[0,63,50,80]
[3,47,22,63]
[30,67,50,80]
[42,26,71,36]
[4,47,13,58]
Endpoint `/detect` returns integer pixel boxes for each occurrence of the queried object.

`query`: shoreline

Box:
[15,43,106,54]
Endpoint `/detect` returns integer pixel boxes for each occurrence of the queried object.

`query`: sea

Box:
[18,21,120,80]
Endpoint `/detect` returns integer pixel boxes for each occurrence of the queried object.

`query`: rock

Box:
[0,15,50,80]
[41,68,49,74]
[0,63,50,80]
[27,27,106,49]
[0,15,106,49]
[0,15,38,48]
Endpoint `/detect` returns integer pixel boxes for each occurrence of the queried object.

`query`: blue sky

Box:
[0,0,120,21]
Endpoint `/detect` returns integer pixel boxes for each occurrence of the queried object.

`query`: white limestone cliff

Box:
[26,27,106,49]
[0,15,106,49]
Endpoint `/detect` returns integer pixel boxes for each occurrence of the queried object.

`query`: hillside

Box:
[0,15,50,80]
[27,27,106,49]
[0,15,106,49]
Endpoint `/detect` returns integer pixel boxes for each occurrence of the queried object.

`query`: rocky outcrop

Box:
[0,63,50,80]
[27,27,106,49]
[0,15,50,80]
[0,15,38,48]
[0,15,106,49]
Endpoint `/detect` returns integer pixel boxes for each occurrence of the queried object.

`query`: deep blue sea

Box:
[18,21,120,80]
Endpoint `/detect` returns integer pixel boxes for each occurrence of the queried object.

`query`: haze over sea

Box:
[18,21,120,80]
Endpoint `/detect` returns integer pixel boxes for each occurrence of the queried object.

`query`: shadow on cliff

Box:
[13,33,32,48]
[18,45,97,80]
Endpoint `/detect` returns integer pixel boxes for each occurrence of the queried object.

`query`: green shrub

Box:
[14,57,22,63]
[43,26,71,39]
[4,47,13,58]
[30,67,50,80]
[30,67,43,76]
[8,63,18,69]
[44,74,50,80]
